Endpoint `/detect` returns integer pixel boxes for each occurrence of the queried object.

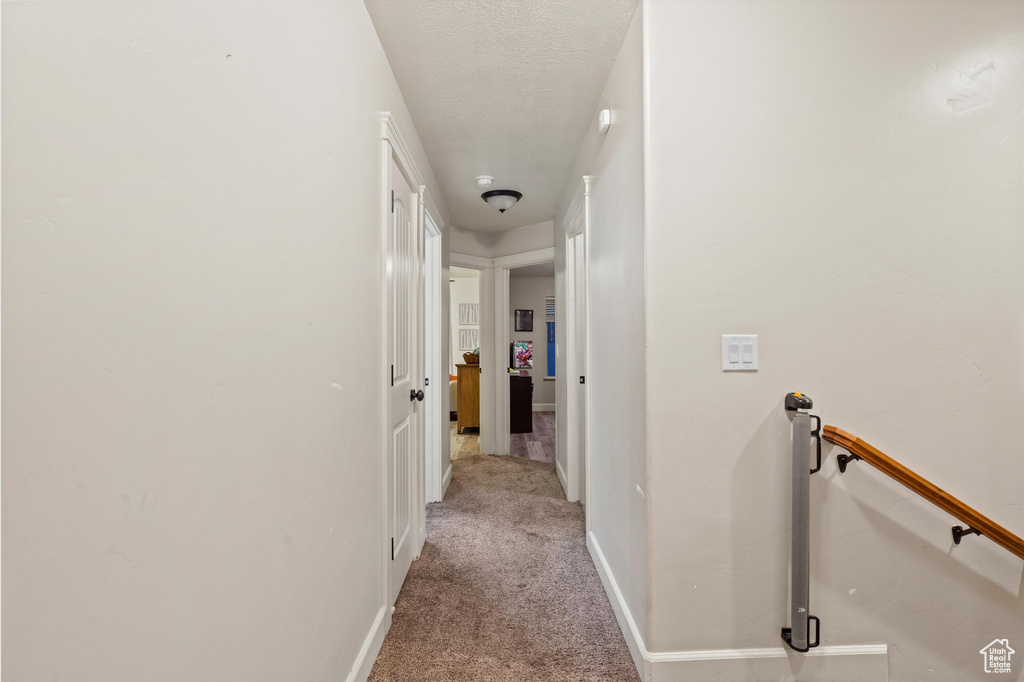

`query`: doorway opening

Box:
[449,266,482,463]
[507,262,556,463]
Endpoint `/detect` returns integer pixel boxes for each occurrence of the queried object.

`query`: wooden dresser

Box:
[455,363,480,434]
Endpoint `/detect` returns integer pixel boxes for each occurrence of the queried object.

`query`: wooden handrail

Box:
[823,425,1024,560]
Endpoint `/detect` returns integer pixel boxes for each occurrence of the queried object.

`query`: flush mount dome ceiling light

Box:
[481,189,523,213]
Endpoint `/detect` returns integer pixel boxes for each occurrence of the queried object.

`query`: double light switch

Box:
[722,335,758,371]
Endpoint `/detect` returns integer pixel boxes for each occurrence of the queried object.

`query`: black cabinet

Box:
[509,375,533,434]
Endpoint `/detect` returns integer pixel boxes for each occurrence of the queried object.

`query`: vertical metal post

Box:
[789,411,811,650]
[782,392,820,652]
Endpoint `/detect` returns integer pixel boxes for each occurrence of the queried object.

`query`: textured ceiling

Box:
[366,0,638,233]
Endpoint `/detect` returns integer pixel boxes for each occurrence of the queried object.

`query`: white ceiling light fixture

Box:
[481,189,522,214]
[476,175,493,188]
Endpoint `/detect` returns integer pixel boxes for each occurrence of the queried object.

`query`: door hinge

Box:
[391,190,394,213]
[391,364,394,386]
[391,537,394,560]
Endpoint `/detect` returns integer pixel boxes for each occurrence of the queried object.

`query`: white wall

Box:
[449,277,480,374]
[508,276,556,407]
[555,2,649,669]
[449,225,493,259]
[644,1,1023,680]
[450,220,555,259]
[1,3,447,681]
[492,220,555,258]
[478,268,500,455]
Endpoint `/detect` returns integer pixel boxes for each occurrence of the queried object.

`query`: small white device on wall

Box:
[459,303,479,326]
[722,335,758,371]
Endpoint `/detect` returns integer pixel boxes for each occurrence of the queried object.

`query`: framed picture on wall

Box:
[513,340,533,369]
[459,303,479,325]
[514,309,533,332]
[459,328,479,351]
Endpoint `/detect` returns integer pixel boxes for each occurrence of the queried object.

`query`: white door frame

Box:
[422,190,445,505]
[562,177,592,518]
[381,113,427,615]
[491,248,556,456]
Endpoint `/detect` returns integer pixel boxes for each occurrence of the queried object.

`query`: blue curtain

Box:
[547,321,555,377]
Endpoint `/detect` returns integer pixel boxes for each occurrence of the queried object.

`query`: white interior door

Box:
[387,155,420,605]
[572,233,588,511]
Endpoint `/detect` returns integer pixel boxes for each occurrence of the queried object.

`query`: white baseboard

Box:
[532,403,555,412]
[555,459,568,498]
[441,463,453,498]
[648,644,888,681]
[346,604,389,682]
[587,532,649,679]
[586,531,888,682]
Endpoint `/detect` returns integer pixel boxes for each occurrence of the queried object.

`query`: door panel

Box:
[388,155,418,605]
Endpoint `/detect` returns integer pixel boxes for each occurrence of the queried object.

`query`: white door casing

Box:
[422,195,445,504]
[562,177,591,515]
[573,231,590,518]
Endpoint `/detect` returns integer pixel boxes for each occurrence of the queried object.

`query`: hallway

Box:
[368,455,639,682]
[5,3,1021,681]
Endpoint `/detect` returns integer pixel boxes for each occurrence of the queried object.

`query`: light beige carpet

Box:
[368,454,640,682]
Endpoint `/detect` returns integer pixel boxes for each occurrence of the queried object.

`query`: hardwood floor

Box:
[450,412,556,463]
[510,411,555,463]
[450,420,481,460]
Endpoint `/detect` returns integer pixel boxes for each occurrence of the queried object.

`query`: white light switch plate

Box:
[722,335,758,371]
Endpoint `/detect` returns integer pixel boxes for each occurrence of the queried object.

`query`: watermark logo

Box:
[980,639,1014,674]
